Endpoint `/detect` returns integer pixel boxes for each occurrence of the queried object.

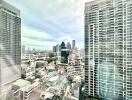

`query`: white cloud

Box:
[21,25,52,39]
[5,0,95,49]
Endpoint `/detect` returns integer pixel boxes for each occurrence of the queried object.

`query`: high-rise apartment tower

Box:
[72,40,76,50]
[0,0,21,96]
[85,0,132,99]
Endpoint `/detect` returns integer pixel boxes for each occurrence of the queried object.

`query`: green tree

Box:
[49,53,54,58]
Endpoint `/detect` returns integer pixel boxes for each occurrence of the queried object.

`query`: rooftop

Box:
[12,79,31,88]
[0,0,20,17]
[85,0,105,7]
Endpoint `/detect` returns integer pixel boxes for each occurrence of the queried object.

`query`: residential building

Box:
[21,59,36,80]
[0,0,21,97]
[9,79,39,100]
[68,49,84,80]
[85,0,132,100]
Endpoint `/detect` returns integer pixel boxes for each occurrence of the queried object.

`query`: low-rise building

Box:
[21,59,36,80]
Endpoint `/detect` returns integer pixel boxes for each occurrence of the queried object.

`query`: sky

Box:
[5,0,93,50]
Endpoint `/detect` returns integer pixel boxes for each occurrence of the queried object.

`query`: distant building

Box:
[61,49,69,64]
[53,46,56,53]
[52,44,61,63]
[56,44,61,63]
[21,59,36,80]
[67,42,71,50]
[0,0,21,97]
[60,42,69,63]
[68,49,84,80]
[61,41,66,49]
[72,40,75,50]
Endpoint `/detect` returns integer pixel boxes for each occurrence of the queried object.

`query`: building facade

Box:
[0,0,21,96]
[85,0,132,100]
[53,46,56,53]
[61,42,69,63]
[72,40,76,50]
[67,42,71,50]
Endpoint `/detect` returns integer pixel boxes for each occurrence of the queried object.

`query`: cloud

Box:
[21,26,52,41]
[5,0,94,49]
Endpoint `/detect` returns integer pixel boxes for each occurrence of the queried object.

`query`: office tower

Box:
[61,41,66,49]
[85,0,132,100]
[0,0,21,96]
[56,44,61,52]
[61,49,69,64]
[67,42,71,50]
[72,40,75,50]
[61,42,69,63]
[56,44,61,63]
[53,46,56,53]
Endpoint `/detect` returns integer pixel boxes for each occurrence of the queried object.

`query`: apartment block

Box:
[85,0,132,99]
[0,0,21,97]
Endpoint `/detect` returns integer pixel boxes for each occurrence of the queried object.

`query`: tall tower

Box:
[72,40,75,50]
[61,41,66,49]
[85,0,132,100]
[67,42,71,50]
[0,0,21,96]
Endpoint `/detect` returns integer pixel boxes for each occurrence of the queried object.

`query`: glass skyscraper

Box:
[85,0,132,100]
[0,0,21,97]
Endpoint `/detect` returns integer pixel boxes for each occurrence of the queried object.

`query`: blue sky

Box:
[5,0,92,50]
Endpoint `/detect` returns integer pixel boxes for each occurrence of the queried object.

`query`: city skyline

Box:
[1,0,132,100]
[5,0,93,50]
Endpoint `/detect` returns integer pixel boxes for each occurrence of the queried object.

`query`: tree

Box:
[36,75,41,78]
[21,74,26,79]
[67,76,73,84]
[47,58,53,63]
[47,57,58,64]
[27,78,34,83]
[49,53,54,58]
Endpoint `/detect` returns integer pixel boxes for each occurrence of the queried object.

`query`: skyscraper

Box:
[53,46,56,53]
[56,44,61,63]
[67,42,71,50]
[72,40,75,50]
[61,41,66,49]
[85,0,132,99]
[0,0,21,96]
[61,42,69,63]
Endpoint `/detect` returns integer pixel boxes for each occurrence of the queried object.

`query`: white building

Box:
[68,49,84,80]
[85,0,132,99]
[0,0,21,98]
[21,59,36,80]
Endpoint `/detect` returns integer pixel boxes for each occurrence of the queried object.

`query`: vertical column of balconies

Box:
[126,1,132,100]
[89,4,99,96]
[84,6,89,97]
[98,1,107,97]
[114,0,124,99]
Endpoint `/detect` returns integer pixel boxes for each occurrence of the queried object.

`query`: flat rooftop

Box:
[0,0,20,17]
